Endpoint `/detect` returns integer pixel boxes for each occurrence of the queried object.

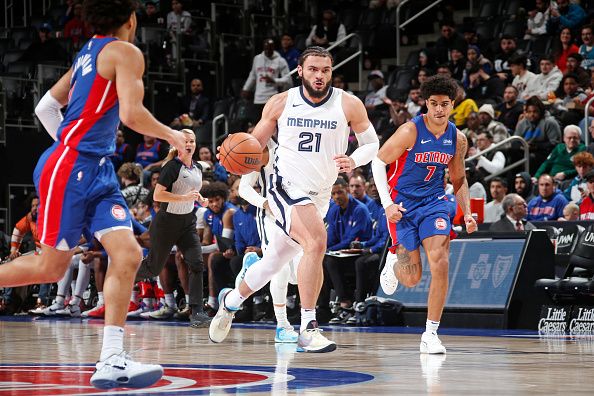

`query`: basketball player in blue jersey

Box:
[209,46,379,352]
[0,0,186,389]
[371,75,477,354]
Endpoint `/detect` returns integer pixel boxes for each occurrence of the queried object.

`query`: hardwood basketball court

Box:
[1,317,593,394]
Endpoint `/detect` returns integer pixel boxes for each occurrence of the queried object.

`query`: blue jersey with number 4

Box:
[390,115,457,210]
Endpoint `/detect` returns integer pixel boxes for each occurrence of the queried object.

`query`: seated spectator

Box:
[494,35,519,84]
[563,151,594,202]
[465,65,505,105]
[405,85,423,117]
[167,0,192,35]
[332,74,353,95]
[462,25,488,50]
[489,194,536,232]
[63,2,92,49]
[514,96,561,172]
[578,24,594,69]
[436,63,453,78]
[434,20,467,64]
[200,182,236,313]
[415,67,432,86]
[527,174,569,221]
[510,54,537,101]
[20,23,68,66]
[552,27,579,73]
[467,166,487,200]
[515,171,536,204]
[364,70,388,112]
[474,131,506,180]
[463,45,492,87]
[484,177,508,223]
[171,78,210,129]
[305,9,346,48]
[117,162,150,208]
[546,0,586,35]
[560,202,580,221]
[197,145,228,183]
[523,55,563,101]
[525,0,551,40]
[579,169,594,219]
[565,53,590,89]
[416,51,437,75]
[279,33,300,71]
[461,111,480,143]
[323,178,373,324]
[478,104,509,143]
[135,135,168,185]
[4,195,43,314]
[138,1,164,26]
[450,81,478,128]
[535,125,585,182]
[496,85,524,132]
[448,46,466,81]
[109,129,135,171]
[553,74,588,127]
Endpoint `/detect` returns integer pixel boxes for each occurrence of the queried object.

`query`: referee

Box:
[136,129,211,327]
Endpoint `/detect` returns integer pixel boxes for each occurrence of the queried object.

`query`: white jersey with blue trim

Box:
[275,86,349,192]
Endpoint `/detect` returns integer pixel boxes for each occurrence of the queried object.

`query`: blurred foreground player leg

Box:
[0,0,186,389]
[209,46,379,352]
[372,75,477,354]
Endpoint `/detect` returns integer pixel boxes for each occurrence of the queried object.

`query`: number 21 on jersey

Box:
[298,132,321,152]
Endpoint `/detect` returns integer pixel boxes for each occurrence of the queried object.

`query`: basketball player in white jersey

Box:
[209,46,379,352]
[237,140,302,343]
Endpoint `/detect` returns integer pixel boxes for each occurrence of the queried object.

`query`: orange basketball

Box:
[219,132,263,175]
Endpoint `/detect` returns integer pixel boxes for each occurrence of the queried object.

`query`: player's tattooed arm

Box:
[449,131,472,216]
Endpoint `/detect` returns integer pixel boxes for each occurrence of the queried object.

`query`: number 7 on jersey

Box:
[425,165,436,181]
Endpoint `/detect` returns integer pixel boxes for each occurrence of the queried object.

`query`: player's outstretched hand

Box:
[169,128,187,154]
[386,202,406,223]
[464,214,478,234]
[333,154,355,173]
[197,193,208,207]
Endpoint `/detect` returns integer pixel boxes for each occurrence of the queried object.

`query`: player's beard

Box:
[302,78,331,99]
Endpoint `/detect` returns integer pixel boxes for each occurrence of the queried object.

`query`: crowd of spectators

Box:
[3,0,594,324]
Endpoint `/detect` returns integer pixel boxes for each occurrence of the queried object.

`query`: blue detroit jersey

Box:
[57,36,120,157]
[390,115,457,209]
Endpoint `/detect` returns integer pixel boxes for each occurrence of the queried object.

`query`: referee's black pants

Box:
[136,211,204,309]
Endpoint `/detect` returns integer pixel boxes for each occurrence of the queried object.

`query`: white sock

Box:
[165,293,177,308]
[100,325,124,361]
[69,296,80,306]
[185,294,190,305]
[97,292,104,307]
[274,305,290,329]
[300,308,316,333]
[426,319,440,335]
[130,290,138,303]
[208,296,218,308]
[224,289,246,310]
[55,295,65,306]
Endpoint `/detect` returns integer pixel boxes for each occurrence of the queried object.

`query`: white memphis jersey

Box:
[275,86,349,192]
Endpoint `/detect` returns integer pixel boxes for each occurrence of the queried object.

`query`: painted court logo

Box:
[0,364,373,395]
[111,204,127,221]
[434,218,447,231]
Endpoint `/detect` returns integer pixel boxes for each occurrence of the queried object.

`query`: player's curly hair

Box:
[200,181,229,200]
[420,75,458,101]
[82,0,138,35]
[298,46,333,66]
